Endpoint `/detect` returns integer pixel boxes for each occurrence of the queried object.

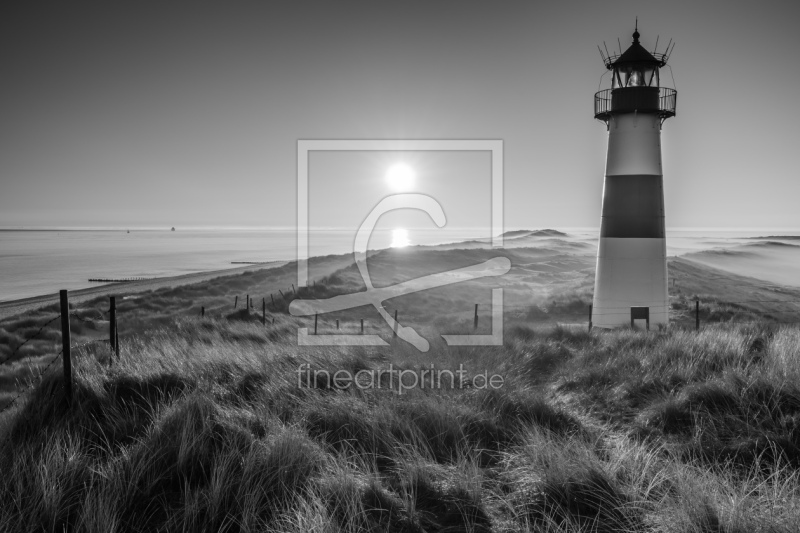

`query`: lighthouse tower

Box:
[591,26,677,328]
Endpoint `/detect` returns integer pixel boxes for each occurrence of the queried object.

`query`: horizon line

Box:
[3,225,800,233]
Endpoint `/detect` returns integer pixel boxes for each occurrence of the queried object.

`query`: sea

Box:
[2,227,799,302]
[0,227,488,302]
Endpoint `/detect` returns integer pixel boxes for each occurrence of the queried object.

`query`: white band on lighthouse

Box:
[605,114,662,176]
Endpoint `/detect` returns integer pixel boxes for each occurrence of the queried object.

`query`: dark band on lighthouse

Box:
[600,174,665,238]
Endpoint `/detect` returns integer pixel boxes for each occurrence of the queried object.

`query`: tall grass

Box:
[2,315,800,531]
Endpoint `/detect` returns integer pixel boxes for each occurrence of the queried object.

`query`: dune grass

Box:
[1,312,800,532]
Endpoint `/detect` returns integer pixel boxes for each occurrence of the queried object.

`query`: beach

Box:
[0,262,284,322]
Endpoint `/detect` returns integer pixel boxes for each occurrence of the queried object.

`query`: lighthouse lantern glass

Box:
[613,69,627,89]
[612,64,658,89]
[642,66,656,86]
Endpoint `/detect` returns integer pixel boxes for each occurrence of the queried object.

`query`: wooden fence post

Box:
[234,295,238,308]
[115,316,119,355]
[360,319,364,334]
[109,296,117,357]
[393,310,398,337]
[59,290,72,407]
[271,293,275,307]
[474,304,479,329]
[336,319,339,329]
[201,306,205,317]
[314,313,318,335]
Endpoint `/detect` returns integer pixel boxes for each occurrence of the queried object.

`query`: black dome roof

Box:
[611,30,666,67]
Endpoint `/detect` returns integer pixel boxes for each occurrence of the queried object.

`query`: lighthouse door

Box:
[630,306,650,330]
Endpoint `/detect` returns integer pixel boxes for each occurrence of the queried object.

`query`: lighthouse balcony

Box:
[594,87,676,122]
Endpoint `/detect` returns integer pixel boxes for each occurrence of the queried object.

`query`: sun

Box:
[390,228,410,248]
[385,164,415,191]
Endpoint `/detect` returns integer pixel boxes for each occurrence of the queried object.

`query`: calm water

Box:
[0,227,488,302]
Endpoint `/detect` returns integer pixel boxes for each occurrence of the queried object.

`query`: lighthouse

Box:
[591,25,677,328]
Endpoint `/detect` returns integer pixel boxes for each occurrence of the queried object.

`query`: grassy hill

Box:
[2,245,800,531]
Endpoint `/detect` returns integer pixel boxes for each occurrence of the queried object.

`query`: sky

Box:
[1,0,799,231]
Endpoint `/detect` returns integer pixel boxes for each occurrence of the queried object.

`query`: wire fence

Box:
[0,315,61,366]
[69,310,109,323]
[3,286,800,420]
[0,300,116,418]
[506,299,800,317]
[200,289,800,330]
[0,311,111,365]
[0,349,63,416]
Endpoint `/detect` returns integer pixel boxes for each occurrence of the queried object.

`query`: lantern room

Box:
[594,26,676,123]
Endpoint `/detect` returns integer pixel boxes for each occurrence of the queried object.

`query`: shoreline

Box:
[0,262,287,321]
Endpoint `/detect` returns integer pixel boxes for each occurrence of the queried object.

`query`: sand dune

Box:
[504,236,595,251]
[682,240,800,288]
[753,241,800,247]
[414,230,593,253]
[501,229,568,238]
